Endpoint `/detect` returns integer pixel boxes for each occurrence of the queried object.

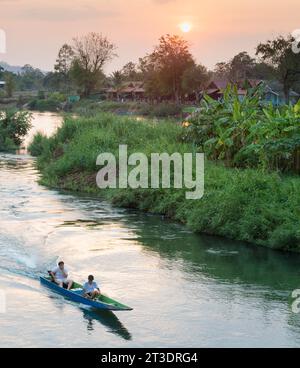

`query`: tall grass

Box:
[29,112,300,252]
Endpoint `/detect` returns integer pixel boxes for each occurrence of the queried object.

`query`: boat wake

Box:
[0,232,57,282]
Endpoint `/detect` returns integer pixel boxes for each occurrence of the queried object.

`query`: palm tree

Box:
[110,71,123,88]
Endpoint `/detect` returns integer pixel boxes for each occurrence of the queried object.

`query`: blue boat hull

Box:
[40,277,132,311]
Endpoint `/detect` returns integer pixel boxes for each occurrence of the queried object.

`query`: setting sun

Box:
[180,22,192,33]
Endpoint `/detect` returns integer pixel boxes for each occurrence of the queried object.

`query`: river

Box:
[0,112,300,347]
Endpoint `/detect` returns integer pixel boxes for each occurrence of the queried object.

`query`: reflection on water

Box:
[131,216,300,292]
[27,112,63,147]
[0,112,300,347]
[16,112,62,155]
[82,309,132,340]
[44,285,132,341]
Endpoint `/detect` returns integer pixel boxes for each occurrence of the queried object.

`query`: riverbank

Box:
[29,113,300,252]
[25,95,194,119]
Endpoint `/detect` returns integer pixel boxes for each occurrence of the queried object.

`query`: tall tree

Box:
[252,61,275,81]
[229,52,255,82]
[147,34,195,102]
[213,62,231,80]
[110,71,123,88]
[182,64,210,98]
[54,44,74,76]
[121,62,139,81]
[54,44,74,92]
[256,35,300,102]
[137,56,162,100]
[71,32,117,96]
[43,72,64,92]
[19,64,44,90]
[214,52,273,83]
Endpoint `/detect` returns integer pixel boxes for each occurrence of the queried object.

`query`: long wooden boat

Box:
[40,276,133,312]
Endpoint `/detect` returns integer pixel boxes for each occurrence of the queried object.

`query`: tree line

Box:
[1,32,300,103]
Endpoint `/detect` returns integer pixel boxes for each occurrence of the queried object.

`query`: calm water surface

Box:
[0,112,300,347]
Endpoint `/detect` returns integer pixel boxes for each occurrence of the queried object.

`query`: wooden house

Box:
[202,79,299,105]
[106,81,146,101]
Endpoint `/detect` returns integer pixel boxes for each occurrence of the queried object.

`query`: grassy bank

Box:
[29,113,300,252]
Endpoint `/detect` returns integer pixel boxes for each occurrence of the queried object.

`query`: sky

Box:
[0,0,300,73]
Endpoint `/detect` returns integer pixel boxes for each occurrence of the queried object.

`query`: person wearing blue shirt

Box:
[83,275,101,299]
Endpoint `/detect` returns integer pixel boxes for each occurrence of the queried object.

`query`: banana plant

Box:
[183,84,300,173]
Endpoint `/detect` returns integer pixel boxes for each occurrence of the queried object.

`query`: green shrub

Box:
[0,109,32,150]
[28,92,66,112]
[49,92,66,103]
[28,132,49,156]
[0,136,17,151]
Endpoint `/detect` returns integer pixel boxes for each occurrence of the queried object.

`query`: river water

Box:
[0,112,300,348]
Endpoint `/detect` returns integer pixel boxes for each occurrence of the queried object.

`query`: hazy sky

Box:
[1,0,300,73]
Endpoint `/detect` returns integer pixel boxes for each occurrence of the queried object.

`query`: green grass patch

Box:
[29,113,300,252]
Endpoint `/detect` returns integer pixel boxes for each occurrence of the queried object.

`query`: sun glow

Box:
[180,22,192,33]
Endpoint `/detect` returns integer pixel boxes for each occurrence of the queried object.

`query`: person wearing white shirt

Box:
[83,275,101,299]
[50,261,73,290]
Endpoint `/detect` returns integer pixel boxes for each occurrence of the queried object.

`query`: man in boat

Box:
[50,261,73,290]
[83,275,101,299]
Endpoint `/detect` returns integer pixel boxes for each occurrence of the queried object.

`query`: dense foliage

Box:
[183,85,300,173]
[256,35,300,102]
[28,92,66,112]
[0,109,32,150]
